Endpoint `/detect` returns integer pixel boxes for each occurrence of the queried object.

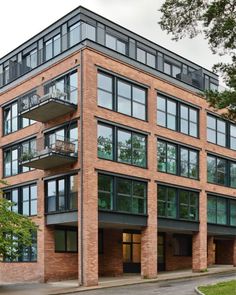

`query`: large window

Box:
[105,33,127,54]
[158,185,199,221]
[137,47,156,68]
[123,233,141,263]
[46,174,78,213]
[98,174,147,214]
[45,34,61,61]
[97,72,147,120]
[4,184,37,216]
[157,140,199,179]
[3,138,36,177]
[3,92,36,135]
[157,94,199,137]
[55,228,77,252]
[69,21,96,47]
[4,232,37,262]
[207,115,226,147]
[207,195,236,226]
[97,123,147,168]
[23,49,37,70]
[207,114,236,151]
[207,154,236,188]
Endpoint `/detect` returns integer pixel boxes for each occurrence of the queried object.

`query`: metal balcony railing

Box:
[18,80,77,122]
[20,135,78,170]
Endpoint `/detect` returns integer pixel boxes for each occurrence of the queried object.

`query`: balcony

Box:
[19,86,77,123]
[20,135,78,170]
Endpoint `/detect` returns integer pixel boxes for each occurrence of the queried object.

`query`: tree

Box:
[159,0,236,120]
[0,180,37,261]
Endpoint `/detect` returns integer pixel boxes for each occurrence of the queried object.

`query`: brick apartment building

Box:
[0,6,235,286]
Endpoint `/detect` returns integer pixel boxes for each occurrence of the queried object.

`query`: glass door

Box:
[123,232,141,273]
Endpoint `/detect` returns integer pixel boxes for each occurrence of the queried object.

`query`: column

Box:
[192,190,207,271]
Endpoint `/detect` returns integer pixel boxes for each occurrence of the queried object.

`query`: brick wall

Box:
[99,229,123,276]
[215,240,234,265]
[44,226,78,282]
[165,233,192,271]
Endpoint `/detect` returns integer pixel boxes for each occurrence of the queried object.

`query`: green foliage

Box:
[0,184,38,260]
[159,0,236,120]
[199,280,236,295]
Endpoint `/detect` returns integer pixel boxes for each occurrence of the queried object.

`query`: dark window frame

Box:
[207,195,236,226]
[54,227,78,253]
[97,71,147,121]
[45,173,78,213]
[157,94,199,138]
[207,154,236,188]
[44,33,61,62]
[97,122,147,168]
[157,185,199,222]
[3,183,37,217]
[157,139,199,180]
[98,173,147,215]
[3,138,36,177]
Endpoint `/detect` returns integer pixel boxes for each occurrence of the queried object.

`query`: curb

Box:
[195,286,205,295]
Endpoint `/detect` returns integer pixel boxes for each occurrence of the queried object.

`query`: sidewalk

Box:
[0,265,235,295]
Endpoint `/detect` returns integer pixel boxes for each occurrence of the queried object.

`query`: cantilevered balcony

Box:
[20,135,78,170]
[19,85,77,123]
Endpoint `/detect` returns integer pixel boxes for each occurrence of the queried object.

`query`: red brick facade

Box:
[0,43,235,286]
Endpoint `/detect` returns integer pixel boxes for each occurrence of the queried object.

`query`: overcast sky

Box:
[0,0,229,82]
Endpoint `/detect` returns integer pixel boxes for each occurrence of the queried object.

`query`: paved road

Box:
[0,272,235,295]
[71,272,236,295]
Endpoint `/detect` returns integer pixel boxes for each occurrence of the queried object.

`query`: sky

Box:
[0,0,229,83]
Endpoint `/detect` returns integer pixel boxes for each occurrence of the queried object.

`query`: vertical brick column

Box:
[207,236,215,266]
[141,128,157,278]
[78,49,98,286]
[141,180,157,278]
[192,190,207,271]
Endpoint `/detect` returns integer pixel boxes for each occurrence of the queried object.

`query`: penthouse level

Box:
[0,6,218,93]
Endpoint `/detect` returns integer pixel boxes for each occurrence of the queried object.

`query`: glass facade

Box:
[3,138,36,177]
[207,154,236,188]
[46,174,78,213]
[97,72,147,120]
[158,185,198,221]
[97,123,147,168]
[157,94,198,137]
[207,195,236,226]
[98,174,147,214]
[157,140,198,179]
[4,184,37,216]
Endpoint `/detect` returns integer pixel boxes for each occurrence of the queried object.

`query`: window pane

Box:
[207,196,217,223]
[133,87,145,104]
[118,81,131,98]
[45,39,52,60]
[98,90,113,109]
[230,163,236,188]
[207,156,216,183]
[98,73,112,92]
[147,52,156,68]
[137,48,146,63]
[132,133,146,167]
[164,62,171,75]
[157,141,166,172]
[69,22,80,46]
[98,175,113,210]
[133,102,145,120]
[67,231,77,252]
[217,198,227,225]
[106,34,116,50]
[55,230,66,251]
[97,124,113,160]
[117,130,132,164]
[117,40,126,54]
[230,200,236,226]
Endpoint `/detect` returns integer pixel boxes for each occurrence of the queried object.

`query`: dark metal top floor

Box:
[0,6,218,93]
